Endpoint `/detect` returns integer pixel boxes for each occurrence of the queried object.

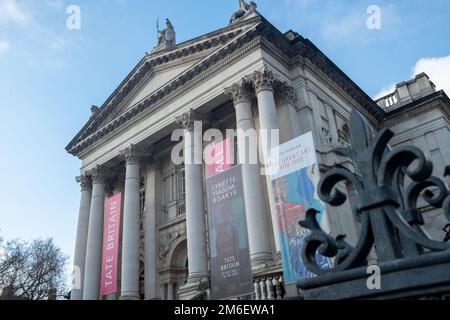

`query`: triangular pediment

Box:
[68,17,262,149]
[104,54,211,124]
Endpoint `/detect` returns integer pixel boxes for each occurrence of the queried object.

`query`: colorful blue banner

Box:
[270,132,332,284]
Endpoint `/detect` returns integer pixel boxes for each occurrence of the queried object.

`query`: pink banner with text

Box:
[100,193,122,296]
[205,138,233,178]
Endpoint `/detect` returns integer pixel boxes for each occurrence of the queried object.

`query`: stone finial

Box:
[90,165,106,184]
[75,174,91,191]
[120,144,142,165]
[224,78,254,105]
[253,67,276,93]
[175,108,201,131]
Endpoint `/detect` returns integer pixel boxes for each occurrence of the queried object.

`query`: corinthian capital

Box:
[253,67,276,93]
[76,174,91,191]
[275,82,297,105]
[224,78,254,105]
[175,108,201,131]
[90,165,106,184]
[120,144,142,165]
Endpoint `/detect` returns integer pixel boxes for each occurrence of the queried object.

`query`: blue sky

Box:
[0,0,449,266]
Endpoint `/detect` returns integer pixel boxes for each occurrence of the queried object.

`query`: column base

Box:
[250,252,273,269]
[119,293,141,300]
[178,276,209,300]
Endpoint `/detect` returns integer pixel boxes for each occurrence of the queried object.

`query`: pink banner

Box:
[100,193,122,296]
[206,139,232,178]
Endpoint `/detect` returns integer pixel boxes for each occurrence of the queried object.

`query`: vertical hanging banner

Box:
[100,193,122,296]
[206,165,253,300]
[270,132,332,284]
[205,138,232,177]
[205,140,253,300]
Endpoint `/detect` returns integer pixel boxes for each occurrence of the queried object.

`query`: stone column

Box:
[144,160,161,300]
[225,79,272,266]
[167,281,174,300]
[176,110,208,285]
[83,166,106,300]
[253,68,280,157]
[160,284,166,300]
[119,145,142,300]
[253,68,281,254]
[71,174,92,300]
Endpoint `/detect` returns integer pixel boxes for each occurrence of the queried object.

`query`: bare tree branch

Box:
[0,238,68,300]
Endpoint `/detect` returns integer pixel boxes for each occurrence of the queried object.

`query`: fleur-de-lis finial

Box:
[297,110,450,278]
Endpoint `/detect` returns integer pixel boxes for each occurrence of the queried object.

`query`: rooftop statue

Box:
[153,18,176,53]
[229,0,257,25]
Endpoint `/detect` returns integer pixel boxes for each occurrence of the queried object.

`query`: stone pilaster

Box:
[274,82,301,142]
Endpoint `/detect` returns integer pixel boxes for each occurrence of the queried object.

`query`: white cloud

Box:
[373,84,396,100]
[412,55,450,96]
[0,40,10,53]
[374,55,450,101]
[0,0,31,27]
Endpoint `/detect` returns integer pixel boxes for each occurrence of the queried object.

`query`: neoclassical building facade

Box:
[67,3,450,300]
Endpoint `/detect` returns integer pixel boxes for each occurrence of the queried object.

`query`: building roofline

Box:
[66,12,389,157]
[384,89,450,118]
[65,16,263,153]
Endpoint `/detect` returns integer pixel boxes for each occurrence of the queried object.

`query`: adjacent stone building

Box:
[66,2,450,300]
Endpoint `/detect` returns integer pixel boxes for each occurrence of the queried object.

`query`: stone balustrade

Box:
[253,273,285,300]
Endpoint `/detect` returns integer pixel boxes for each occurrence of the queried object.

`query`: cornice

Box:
[289,40,385,123]
[380,94,450,128]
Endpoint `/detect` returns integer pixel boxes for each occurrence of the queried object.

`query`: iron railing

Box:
[297,110,450,300]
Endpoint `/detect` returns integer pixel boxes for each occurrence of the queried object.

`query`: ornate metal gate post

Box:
[297,110,450,300]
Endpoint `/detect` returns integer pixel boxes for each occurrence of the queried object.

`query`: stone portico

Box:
[67,2,450,300]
